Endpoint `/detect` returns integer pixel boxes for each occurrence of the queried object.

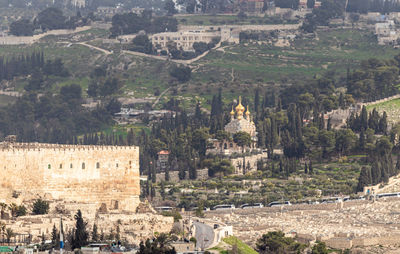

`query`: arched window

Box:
[82,163,85,169]
[116,163,119,168]
[48,164,51,169]
[59,164,63,169]
[70,163,73,169]
[96,162,100,169]
[230,143,233,148]
[224,143,227,149]
[129,161,132,169]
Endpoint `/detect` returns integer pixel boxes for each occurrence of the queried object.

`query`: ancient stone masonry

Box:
[0,141,140,212]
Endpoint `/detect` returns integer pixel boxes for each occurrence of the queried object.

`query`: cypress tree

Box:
[357,166,372,192]
[72,210,89,250]
[254,88,260,118]
[378,111,388,134]
[360,106,368,131]
[327,117,332,131]
[359,128,365,151]
[304,162,308,174]
[51,223,58,245]
[370,160,381,185]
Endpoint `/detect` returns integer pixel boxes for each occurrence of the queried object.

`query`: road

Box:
[194,221,214,250]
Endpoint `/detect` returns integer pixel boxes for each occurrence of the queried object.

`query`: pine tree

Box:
[304,163,308,174]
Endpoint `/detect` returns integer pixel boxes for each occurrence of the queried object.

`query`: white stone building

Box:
[151,30,221,51]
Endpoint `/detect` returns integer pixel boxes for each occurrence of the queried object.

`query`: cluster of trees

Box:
[138,90,232,182]
[346,58,400,101]
[0,84,115,143]
[192,37,220,55]
[301,0,345,32]
[110,11,177,37]
[0,51,69,91]
[130,34,154,54]
[0,52,44,81]
[178,0,232,14]
[169,65,192,83]
[87,77,122,98]
[138,233,177,254]
[205,158,234,177]
[348,106,388,135]
[9,8,90,36]
[357,136,399,191]
[275,0,300,9]
[256,231,307,253]
[0,199,49,219]
[33,199,50,215]
[74,128,135,147]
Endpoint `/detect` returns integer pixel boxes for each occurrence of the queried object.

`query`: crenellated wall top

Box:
[0,142,139,151]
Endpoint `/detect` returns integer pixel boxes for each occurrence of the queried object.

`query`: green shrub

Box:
[33,199,49,215]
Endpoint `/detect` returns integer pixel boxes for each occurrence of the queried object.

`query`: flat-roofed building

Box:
[151,30,220,51]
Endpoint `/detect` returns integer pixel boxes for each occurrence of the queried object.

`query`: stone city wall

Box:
[0,142,140,212]
[156,168,209,183]
[0,26,91,45]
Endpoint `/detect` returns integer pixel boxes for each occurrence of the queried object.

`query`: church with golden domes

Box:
[224,96,257,141]
[207,97,258,156]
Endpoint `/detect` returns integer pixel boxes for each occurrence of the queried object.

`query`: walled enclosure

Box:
[0,142,140,212]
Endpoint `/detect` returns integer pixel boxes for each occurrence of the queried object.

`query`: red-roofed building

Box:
[157,150,170,172]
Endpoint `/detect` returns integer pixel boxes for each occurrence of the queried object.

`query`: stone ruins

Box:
[206,198,400,250]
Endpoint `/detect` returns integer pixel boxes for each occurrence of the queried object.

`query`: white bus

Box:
[268,201,291,207]
[377,192,400,198]
[212,204,235,210]
[321,197,343,203]
[240,203,264,209]
[155,206,173,212]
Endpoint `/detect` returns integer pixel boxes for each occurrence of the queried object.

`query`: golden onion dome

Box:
[245,105,250,116]
[235,96,245,113]
[230,105,235,116]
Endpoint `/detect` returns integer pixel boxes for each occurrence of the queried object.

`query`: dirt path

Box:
[152,87,171,108]
[77,42,113,55]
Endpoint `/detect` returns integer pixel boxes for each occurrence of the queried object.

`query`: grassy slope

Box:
[223,236,258,254]
[0,27,397,109]
[366,98,400,126]
[0,41,173,98]
[192,28,398,84]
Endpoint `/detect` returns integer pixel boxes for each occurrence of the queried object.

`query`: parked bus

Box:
[268,201,291,207]
[321,197,343,203]
[240,203,264,209]
[155,206,173,212]
[212,204,235,210]
[377,192,400,198]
